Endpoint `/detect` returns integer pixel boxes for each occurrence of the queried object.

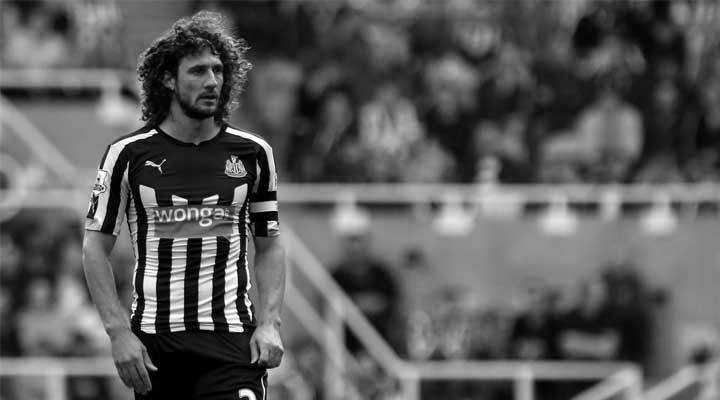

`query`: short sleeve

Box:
[85,144,130,236]
[248,143,279,237]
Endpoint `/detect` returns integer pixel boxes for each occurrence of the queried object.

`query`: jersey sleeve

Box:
[85,143,131,236]
[249,142,279,237]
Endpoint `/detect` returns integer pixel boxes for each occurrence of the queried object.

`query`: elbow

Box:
[82,230,114,269]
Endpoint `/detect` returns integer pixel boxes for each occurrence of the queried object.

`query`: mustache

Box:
[198,92,219,99]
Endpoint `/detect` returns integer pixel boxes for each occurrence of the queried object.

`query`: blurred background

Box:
[2,0,720,399]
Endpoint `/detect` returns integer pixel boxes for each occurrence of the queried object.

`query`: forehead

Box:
[178,48,222,69]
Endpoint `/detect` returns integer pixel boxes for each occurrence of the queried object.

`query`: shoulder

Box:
[107,125,159,151]
[98,126,159,167]
[224,124,273,153]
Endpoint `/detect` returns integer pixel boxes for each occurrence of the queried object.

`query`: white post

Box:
[399,371,421,400]
[514,366,534,400]
[698,362,719,400]
[324,295,345,399]
[46,373,67,400]
[623,367,643,400]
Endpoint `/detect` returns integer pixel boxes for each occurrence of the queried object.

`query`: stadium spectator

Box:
[687,72,720,182]
[543,74,643,183]
[2,1,73,68]
[330,231,403,354]
[286,84,359,182]
[235,57,303,176]
[509,280,558,361]
[601,264,652,367]
[420,53,481,182]
[474,44,534,183]
[555,277,620,361]
[632,66,699,182]
[554,276,621,399]
[356,78,425,182]
[16,277,70,355]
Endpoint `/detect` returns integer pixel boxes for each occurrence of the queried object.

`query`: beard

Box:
[175,90,219,120]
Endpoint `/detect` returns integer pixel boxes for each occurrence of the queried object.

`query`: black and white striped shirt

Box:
[85,124,279,334]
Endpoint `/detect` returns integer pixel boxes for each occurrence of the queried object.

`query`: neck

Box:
[159,102,221,144]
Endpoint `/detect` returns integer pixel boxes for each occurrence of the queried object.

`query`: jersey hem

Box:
[133,322,252,334]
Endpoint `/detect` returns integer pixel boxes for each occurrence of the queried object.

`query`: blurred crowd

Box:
[320,232,671,400]
[0,210,134,400]
[0,207,675,400]
[0,0,125,68]
[4,1,720,399]
[212,0,720,184]
[4,0,720,184]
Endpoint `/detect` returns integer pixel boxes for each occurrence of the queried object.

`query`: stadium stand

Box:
[2,1,720,399]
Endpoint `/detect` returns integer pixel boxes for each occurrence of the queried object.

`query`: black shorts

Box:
[133,328,267,400]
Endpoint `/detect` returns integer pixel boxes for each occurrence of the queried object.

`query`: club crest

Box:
[87,169,108,218]
[225,155,246,178]
[93,169,109,194]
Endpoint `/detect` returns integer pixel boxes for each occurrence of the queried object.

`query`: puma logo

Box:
[145,159,166,174]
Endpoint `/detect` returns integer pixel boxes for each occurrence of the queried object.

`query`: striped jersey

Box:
[85,124,279,334]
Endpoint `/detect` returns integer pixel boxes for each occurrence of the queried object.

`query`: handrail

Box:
[573,367,643,400]
[644,362,720,400]
[279,182,720,204]
[0,356,642,400]
[412,360,636,381]
[4,182,720,209]
[284,283,363,396]
[0,357,115,375]
[284,223,638,400]
[284,225,413,378]
[0,95,79,184]
[0,68,131,90]
[285,284,362,373]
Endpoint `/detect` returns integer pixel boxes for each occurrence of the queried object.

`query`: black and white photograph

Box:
[1,0,720,399]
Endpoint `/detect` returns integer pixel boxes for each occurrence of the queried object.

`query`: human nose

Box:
[204,71,218,89]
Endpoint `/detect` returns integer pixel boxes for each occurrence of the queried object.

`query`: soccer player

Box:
[82,11,285,400]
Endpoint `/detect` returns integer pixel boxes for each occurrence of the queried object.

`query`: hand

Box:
[250,323,284,368]
[109,328,157,394]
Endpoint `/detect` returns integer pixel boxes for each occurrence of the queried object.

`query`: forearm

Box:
[563,332,619,358]
[82,243,130,335]
[254,240,286,327]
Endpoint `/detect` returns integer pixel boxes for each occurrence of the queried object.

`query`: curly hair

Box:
[137,11,252,126]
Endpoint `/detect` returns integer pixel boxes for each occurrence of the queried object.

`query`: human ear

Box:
[162,71,175,91]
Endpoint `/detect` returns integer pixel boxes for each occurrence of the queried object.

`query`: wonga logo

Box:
[151,205,237,238]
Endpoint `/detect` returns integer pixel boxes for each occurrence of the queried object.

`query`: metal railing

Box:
[0,91,710,398]
[4,182,720,212]
[0,95,79,185]
[644,362,720,400]
[284,224,642,400]
[0,69,132,91]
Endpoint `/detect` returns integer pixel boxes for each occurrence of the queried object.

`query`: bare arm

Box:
[249,235,286,368]
[254,235,286,327]
[82,230,156,394]
[82,230,128,334]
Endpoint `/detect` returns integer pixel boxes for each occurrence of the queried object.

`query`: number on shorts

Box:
[238,388,257,400]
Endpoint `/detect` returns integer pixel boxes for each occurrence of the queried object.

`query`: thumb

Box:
[250,338,259,364]
[143,347,158,371]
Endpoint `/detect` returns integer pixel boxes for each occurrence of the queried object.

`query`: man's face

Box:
[170,48,224,120]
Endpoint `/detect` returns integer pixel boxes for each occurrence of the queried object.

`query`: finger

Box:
[135,363,152,392]
[125,362,147,394]
[142,348,158,372]
[268,347,284,368]
[116,365,133,388]
[257,342,271,366]
[250,339,260,364]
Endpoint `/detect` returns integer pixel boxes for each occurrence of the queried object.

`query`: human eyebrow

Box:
[187,65,206,73]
